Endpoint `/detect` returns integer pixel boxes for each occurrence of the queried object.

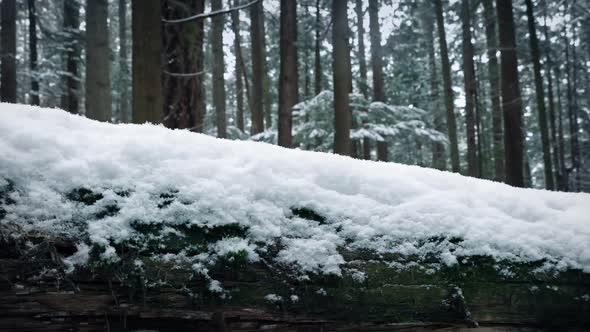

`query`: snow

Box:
[1,103,590,278]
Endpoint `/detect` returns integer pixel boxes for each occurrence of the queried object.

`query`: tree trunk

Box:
[568,0,580,190]
[260,3,272,130]
[482,0,504,182]
[250,0,265,135]
[496,0,524,187]
[355,0,371,161]
[212,0,227,138]
[118,0,129,123]
[1,0,17,103]
[231,0,244,132]
[524,0,554,190]
[423,6,445,171]
[461,0,479,178]
[132,0,163,124]
[278,0,298,148]
[314,0,322,96]
[332,0,351,156]
[194,0,206,133]
[542,1,562,190]
[85,0,112,122]
[554,66,569,191]
[369,0,387,161]
[61,0,80,114]
[434,0,459,172]
[28,0,40,105]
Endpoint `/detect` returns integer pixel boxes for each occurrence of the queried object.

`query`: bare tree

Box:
[278,0,298,147]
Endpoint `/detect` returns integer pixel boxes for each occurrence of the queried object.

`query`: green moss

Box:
[66,187,103,205]
[291,207,326,224]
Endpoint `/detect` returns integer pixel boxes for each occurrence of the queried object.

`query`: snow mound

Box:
[1,104,590,275]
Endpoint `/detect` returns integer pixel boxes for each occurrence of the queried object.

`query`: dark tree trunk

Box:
[314,0,322,96]
[212,0,227,138]
[303,2,311,100]
[278,0,298,148]
[85,0,112,122]
[62,0,80,114]
[568,0,580,189]
[434,0,459,172]
[524,0,554,190]
[194,0,206,133]
[118,0,129,123]
[461,0,479,178]
[28,0,40,105]
[332,0,351,156]
[496,0,524,187]
[250,0,265,135]
[132,0,163,124]
[231,0,244,132]
[482,0,504,182]
[1,0,17,103]
[260,3,272,130]
[369,0,387,161]
[554,66,569,191]
[355,0,371,160]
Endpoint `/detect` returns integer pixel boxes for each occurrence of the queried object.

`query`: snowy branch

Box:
[163,70,207,78]
[162,0,261,24]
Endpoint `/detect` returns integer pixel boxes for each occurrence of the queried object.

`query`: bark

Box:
[260,3,272,130]
[496,0,524,187]
[162,0,206,130]
[278,0,298,148]
[118,0,129,123]
[62,0,80,114]
[194,0,207,133]
[482,0,504,182]
[132,0,164,124]
[524,0,554,190]
[85,0,112,122]
[355,0,371,160]
[250,0,265,135]
[568,0,580,189]
[369,0,387,161]
[1,0,17,103]
[422,3,445,170]
[314,0,322,96]
[231,0,245,132]
[303,2,311,100]
[461,0,479,178]
[332,0,351,156]
[28,0,40,105]
[212,0,227,138]
[434,0,459,172]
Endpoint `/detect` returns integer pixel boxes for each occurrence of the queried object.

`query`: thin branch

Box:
[163,70,207,78]
[162,0,261,24]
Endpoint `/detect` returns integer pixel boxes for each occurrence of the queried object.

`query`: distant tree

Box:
[496,0,524,187]
[369,0,386,161]
[433,0,459,172]
[524,0,554,190]
[355,0,371,160]
[314,0,322,96]
[1,0,17,103]
[28,0,40,105]
[482,0,504,181]
[332,0,351,156]
[421,2,445,170]
[212,0,227,138]
[85,0,112,121]
[231,0,245,132]
[250,0,265,135]
[132,0,163,124]
[278,0,298,147]
[61,0,81,114]
[461,0,479,177]
[118,0,129,122]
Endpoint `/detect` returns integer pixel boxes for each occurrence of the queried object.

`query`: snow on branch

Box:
[162,0,261,24]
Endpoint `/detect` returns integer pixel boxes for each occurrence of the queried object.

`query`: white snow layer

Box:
[1,104,590,274]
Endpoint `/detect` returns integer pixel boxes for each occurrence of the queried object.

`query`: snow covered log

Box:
[1,105,590,331]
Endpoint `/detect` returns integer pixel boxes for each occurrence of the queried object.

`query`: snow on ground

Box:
[1,103,590,276]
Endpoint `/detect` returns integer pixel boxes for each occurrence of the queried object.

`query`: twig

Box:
[162,0,261,24]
